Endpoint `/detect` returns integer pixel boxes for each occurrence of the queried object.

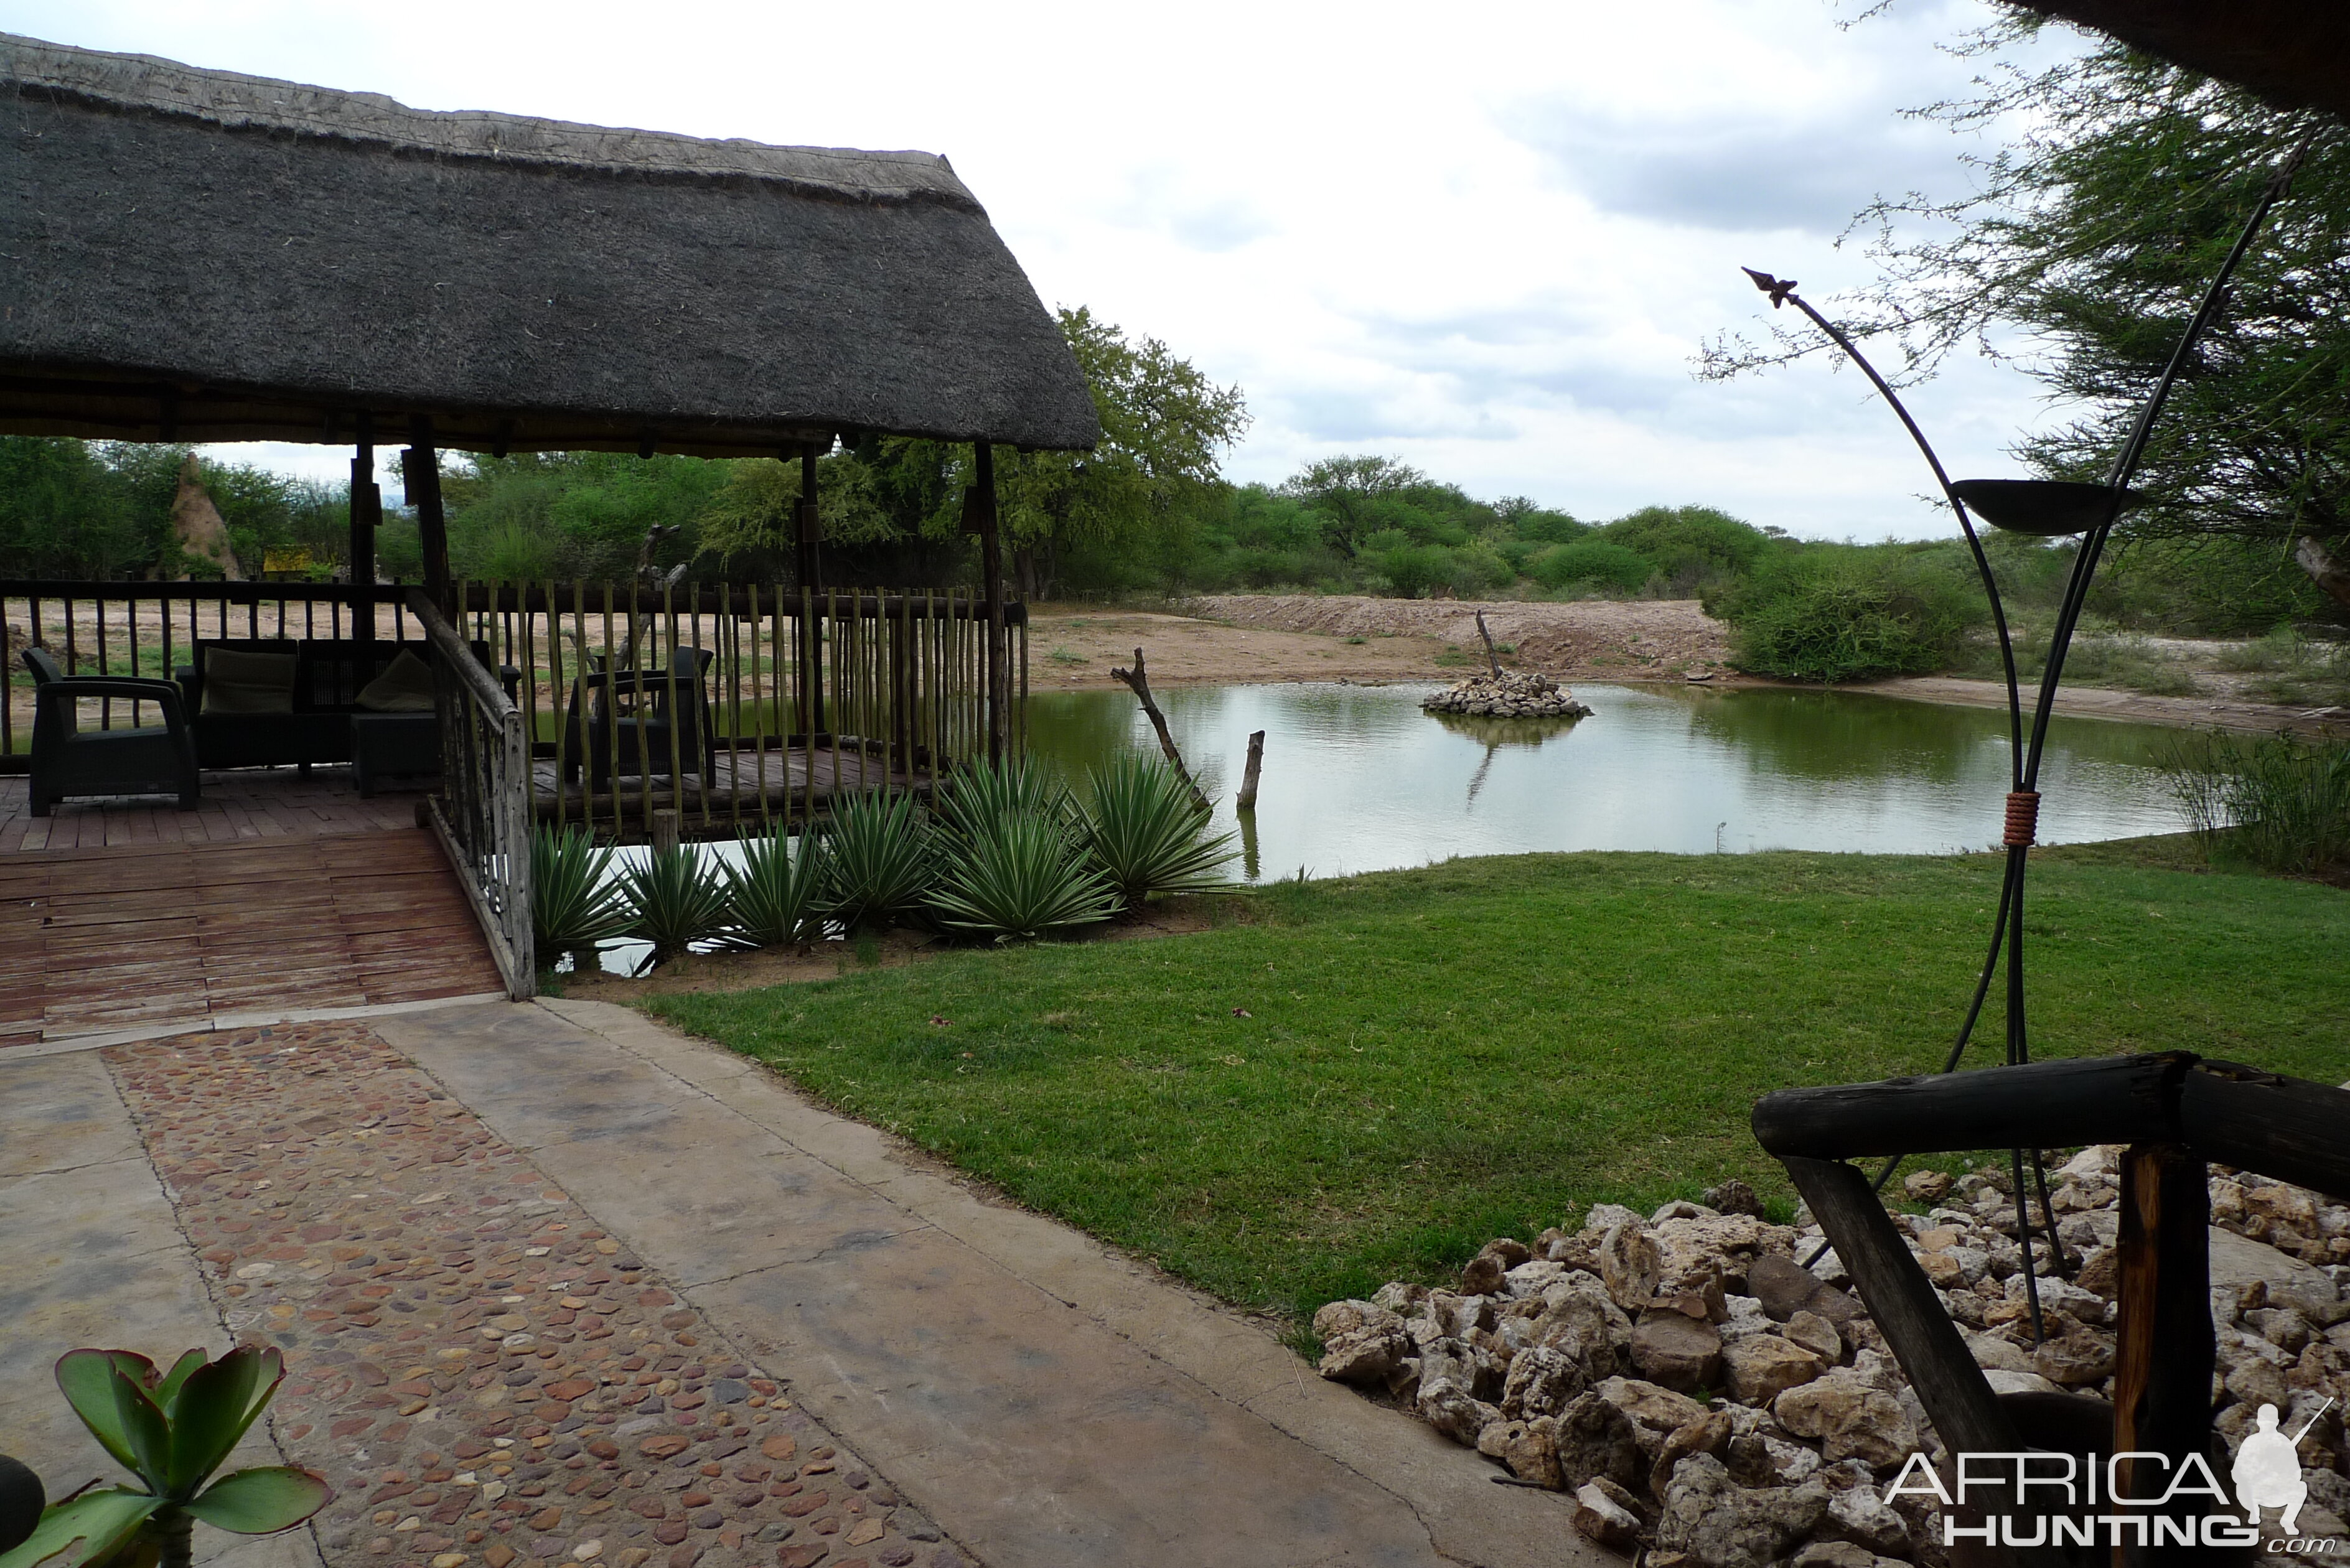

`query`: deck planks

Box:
[1,819,503,1048]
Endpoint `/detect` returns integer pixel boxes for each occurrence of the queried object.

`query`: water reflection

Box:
[1025,681,2189,880]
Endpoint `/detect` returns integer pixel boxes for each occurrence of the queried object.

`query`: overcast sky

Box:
[14,0,2089,538]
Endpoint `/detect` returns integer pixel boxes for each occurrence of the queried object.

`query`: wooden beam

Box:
[2112,1142,2214,1562]
[797,441,823,732]
[349,426,379,610]
[2177,1060,2350,1201]
[1751,1053,2190,1162]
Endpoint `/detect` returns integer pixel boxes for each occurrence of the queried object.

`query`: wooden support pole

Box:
[405,417,452,615]
[1237,729,1265,811]
[350,417,379,597]
[976,441,1006,764]
[650,808,681,857]
[1752,1053,2190,1164]
[1474,612,1502,676]
[2112,1142,2214,1562]
[798,442,823,734]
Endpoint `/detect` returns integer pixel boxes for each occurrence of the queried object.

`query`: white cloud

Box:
[11,0,2090,539]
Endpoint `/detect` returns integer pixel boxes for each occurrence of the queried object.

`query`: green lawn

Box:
[645,846,2347,1323]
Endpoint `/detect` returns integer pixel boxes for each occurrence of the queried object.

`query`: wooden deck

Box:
[1,770,505,1049]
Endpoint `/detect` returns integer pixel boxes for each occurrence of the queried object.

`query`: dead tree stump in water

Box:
[1110,647,1210,812]
[1237,730,1265,811]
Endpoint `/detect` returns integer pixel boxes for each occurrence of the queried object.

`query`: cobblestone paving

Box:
[108,1021,968,1568]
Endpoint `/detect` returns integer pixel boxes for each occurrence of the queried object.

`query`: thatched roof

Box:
[2008,2,2350,122]
[0,34,1100,455]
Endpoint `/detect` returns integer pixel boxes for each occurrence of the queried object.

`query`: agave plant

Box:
[823,790,935,932]
[530,826,627,961]
[1078,754,1238,909]
[930,811,1118,941]
[934,755,1070,845]
[0,1346,331,1568]
[620,843,735,968]
[726,828,830,948]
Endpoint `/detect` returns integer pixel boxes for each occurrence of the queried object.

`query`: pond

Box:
[573,680,2194,973]
[1024,681,2194,880]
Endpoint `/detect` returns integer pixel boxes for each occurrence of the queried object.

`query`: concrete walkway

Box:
[0,1048,322,1568]
[374,1001,1604,1568]
[1,1001,1611,1568]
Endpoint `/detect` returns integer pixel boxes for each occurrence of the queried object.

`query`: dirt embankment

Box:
[1026,597,1729,691]
[1031,596,2341,735]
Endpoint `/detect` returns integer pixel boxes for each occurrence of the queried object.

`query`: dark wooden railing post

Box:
[2113,1142,2213,1559]
[405,416,452,616]
[976,441,1006,763]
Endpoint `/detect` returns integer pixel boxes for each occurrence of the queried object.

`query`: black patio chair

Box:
[559,646,718,787]
[22,648,200,816]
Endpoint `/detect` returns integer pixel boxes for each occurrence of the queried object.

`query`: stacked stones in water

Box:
[1313,1151,2350,1565]
[1420,670,1591,719]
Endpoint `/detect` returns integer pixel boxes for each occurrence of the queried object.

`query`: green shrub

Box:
[726,828,830,946]
[929,812,1118,941]
[530,827,628,961]
[1525,540,1653,594]
[1596,505,1770,589]
[935,756,1070,845]
[1711,546,1982,682]
[2164,733,2350,875]
[823,789,937,931]
[1079,754,1237,908]
[621,844,736,968]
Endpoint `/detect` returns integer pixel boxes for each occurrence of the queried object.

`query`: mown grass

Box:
[646,846,2346,1323]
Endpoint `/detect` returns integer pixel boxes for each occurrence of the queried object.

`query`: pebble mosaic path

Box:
[106,1021,968,1568]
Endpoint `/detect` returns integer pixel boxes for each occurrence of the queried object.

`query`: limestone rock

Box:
[1421,670,1592,718]
[1581,1202,1645,1238]
[1459,1253,1508,1296]
[1593,1376,1708,1458]
[1649,1411,1733,1496]
[1721,1333,1825,1404]
[1748,1252,1830,1322]
[1790,1544,1881,1568]
[1703,1178,1766,1217]
[1599,1221,1663,1311]
[1552,1389,1642,1491]
[1499,1345,1584,1421]
[1631,1309,1723,1394]
[1530,1274,1630,1376]
[1774,1371,1919,1472]
[1499,1416,1563,1490]
[1570,1481,1642,1551]
[1784,1309,1843,1363]
[1901,1169,1952,1203]
[2031,1318,2116,1387]
[1654,1454,1829,1568]
[1823,1480,1910,1556]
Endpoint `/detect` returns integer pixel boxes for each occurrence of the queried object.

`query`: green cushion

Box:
[201,648,297,714]
[355,648,439,712]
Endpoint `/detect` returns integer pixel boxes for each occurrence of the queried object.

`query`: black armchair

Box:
[22,648,200,816]
[559,647,718,788]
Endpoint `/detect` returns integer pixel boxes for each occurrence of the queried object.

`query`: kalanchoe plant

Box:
[0,1346,332,1568]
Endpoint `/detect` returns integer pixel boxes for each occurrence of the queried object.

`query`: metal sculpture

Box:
[1737,133,2312,1346]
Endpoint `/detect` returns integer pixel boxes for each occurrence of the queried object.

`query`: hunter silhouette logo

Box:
[2235,1400,2336,1536]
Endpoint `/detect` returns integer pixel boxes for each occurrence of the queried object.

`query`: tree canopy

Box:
[1705,19,2350,612]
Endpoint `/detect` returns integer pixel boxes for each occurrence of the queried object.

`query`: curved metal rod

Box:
[1743,274,2025,781]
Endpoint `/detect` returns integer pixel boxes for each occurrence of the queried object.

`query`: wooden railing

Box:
[2,579,425,762]
[452,579,1028,841]
[411,590,535,1000]
[5,579,1028,841]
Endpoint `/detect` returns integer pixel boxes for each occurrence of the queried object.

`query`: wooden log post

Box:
[976,441,1007,765]
[1237,729,1265,811]
[1780,1157,2066,1567]
[1474,612,1502,676]
[797,442,824,734]
[405,416,452,616]
[2112,1142,2214,1561]
[350,426,380,656]
[650,808,681,858]
[1110,648,1209,811]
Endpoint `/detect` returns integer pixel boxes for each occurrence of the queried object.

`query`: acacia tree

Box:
[1705,21,2350,609]
[1277,455,1428,559]
[994,307,1249,595]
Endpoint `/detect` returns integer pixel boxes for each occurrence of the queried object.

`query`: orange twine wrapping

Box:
[2003,790,2042,847]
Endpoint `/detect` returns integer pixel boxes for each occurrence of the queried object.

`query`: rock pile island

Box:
[1420,670,1592,719]
[1313,1150,2350,1564]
